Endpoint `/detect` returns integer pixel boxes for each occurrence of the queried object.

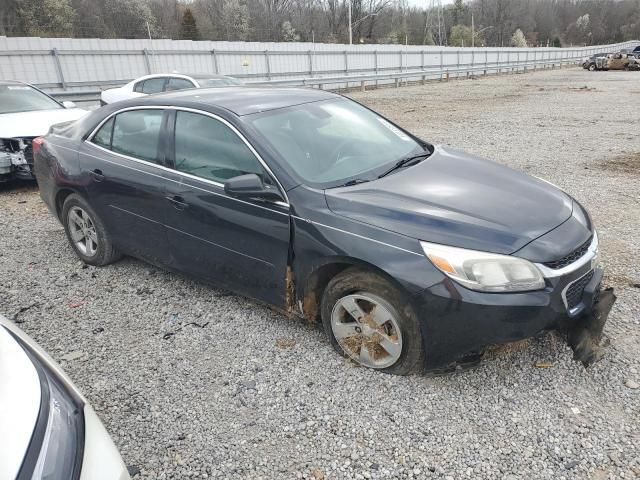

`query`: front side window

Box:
[94,109,164,163]
[0,84,62,114]
[166,78,195,91]
[174,111,263,183]
[245,98,425,188]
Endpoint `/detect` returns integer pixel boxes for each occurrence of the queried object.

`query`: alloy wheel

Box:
[331,293,403,369]
[67,206,98,256]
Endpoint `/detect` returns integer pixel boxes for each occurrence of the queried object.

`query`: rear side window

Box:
[166,78,195,91]
[174,111,263,183]
[92,117,114,149]
[93,110,164,163]
[140,78,165,94]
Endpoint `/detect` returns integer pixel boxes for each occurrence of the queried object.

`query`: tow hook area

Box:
[567,287,616,367]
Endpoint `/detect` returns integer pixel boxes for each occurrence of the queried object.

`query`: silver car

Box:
[0,315,130,480]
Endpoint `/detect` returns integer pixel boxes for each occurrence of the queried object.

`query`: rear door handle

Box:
[89,169,104,182]
[166,194,188,210]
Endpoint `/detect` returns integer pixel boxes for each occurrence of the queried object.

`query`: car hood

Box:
[0,108,88,138]
[0,324,42,480]
[324,145,573,255]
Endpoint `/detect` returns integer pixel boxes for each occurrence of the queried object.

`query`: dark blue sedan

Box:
[33,87,612,374]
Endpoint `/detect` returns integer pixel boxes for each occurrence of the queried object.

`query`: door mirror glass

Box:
[224,174,284,202]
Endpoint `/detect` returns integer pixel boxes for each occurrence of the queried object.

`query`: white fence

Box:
[1,36,638,101]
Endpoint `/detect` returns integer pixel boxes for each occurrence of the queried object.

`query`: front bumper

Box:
[1,138,36,181]
[414,261,611,370]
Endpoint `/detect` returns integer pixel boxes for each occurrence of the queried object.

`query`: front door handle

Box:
[90,168,104,182]
[166,194,188,210]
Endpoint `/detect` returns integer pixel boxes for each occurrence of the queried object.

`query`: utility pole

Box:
[437,1,441,46]
[348,0,353,45]
[471,13,475,48]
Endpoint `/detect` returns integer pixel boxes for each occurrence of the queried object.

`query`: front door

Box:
[163,110,290,306]
[80,108,174,265]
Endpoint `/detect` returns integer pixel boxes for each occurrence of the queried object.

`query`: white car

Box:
[100,73,243,105]
[0,315,130,480]
[0,81,87,182]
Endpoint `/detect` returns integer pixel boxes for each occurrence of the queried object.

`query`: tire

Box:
[62,193,121,266]
[321,267,424,375]
[588,63,596,71]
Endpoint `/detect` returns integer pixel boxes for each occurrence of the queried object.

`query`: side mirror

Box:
[224,173,284,202]
[62,100,77,109]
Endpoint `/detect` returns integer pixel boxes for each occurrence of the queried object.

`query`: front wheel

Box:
[321,267,424,375]
[62,194,121,266]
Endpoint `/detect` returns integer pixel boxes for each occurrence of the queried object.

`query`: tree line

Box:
[2,0,639,47]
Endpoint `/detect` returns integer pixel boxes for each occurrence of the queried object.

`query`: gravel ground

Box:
[1,67,639,480]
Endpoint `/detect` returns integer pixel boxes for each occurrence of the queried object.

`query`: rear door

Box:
[163,109,291,305]
[79,107,175,265]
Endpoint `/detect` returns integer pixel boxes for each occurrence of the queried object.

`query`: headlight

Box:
[421,241,545,292]
[15,339,84,480]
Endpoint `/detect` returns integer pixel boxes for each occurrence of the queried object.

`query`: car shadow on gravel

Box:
[0,179,38,194]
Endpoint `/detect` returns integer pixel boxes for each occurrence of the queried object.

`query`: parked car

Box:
[34,87,612,375]
[582,52,609,70]
[100,73,243,105]
[0,81,87,181]
[0,315,130,480]
[606,52,640,70]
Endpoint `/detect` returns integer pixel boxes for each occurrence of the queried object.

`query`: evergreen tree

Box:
[180,7,199,40]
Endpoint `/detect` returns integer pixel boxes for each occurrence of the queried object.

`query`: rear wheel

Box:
[588,63,596,71]
[321,268,424,375]
[62,194,121,266]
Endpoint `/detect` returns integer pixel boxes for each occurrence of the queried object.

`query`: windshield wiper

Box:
[334,178,370,188]
[377,152,431,179]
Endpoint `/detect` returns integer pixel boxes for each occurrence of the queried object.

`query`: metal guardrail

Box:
[1,38,629,103]
[48,56,593,103]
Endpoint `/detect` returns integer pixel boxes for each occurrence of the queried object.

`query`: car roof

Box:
[123,86,341,116]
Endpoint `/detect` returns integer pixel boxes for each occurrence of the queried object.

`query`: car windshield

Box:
[198,77,243,87]
[246,99,425,188]
[0,84,62,114]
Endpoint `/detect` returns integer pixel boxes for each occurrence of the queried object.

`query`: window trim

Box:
[85,105,289,207]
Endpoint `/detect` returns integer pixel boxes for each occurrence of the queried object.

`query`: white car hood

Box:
[0,325,42,479]
[0,108,87,138]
